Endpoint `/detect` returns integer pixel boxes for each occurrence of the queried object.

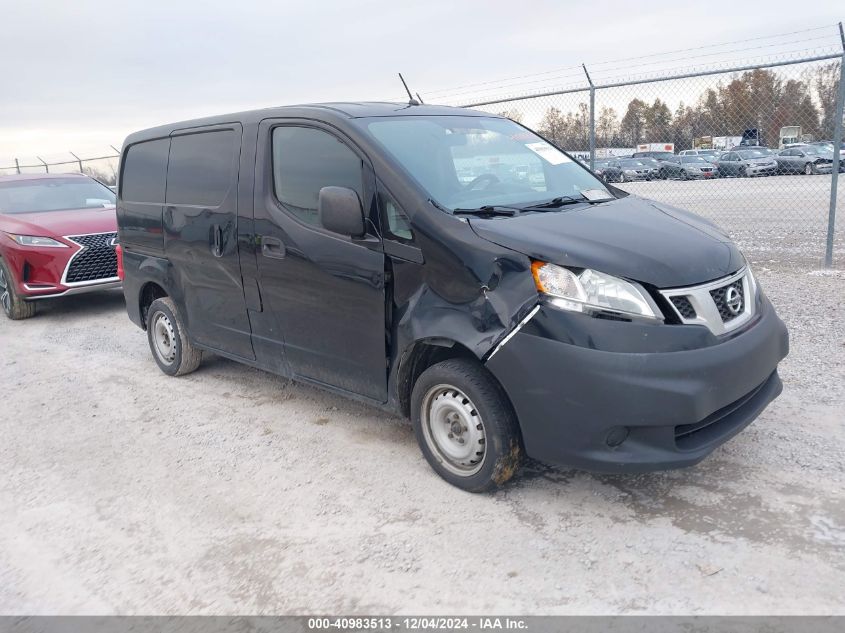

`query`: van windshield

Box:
[364,116,612,211]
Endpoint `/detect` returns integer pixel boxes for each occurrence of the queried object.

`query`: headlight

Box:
[5,234,68,248]
[531,261,661,320]
[624,169,635,174]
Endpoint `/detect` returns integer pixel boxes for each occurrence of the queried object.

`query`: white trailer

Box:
[636,142,674,153]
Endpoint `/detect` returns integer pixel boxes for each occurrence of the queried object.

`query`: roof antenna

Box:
[398,73,420,106]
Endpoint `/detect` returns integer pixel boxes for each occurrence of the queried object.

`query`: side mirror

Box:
[318,186,365,237]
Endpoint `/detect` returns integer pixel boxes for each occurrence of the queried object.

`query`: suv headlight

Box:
[5,234,69,248]
[531,261,662,321]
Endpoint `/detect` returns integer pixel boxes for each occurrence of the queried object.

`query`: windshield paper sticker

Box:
[525,142,571,165]
[581,189,613,201]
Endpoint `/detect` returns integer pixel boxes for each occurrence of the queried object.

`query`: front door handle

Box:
[261,236,286,259]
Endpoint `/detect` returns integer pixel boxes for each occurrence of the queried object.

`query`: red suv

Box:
[0,173,120,319]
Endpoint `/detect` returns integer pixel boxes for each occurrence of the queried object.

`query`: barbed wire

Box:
[426,23,842,104]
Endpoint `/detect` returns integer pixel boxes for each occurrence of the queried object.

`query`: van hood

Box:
[467,196,744,288]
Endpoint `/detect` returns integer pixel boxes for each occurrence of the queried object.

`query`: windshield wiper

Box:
[521,196,587,210]
[453,205,521,217]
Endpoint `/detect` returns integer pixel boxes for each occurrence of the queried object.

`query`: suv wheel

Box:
[618,172,626,183]
[411,358,523,493]
[146,297,202,376]
[804,162,814,175]
[0,259,36,320]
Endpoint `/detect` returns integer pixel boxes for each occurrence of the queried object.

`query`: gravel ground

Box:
[1,222,844,614]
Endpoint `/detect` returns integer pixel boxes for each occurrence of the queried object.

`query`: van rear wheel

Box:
[146,297,202,376]
[411,358,522,492]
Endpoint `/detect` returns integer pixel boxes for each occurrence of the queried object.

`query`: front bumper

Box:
[2,233,119,300]
[24,280,122,300]
[485,295,789,473]
[746,164,778,176]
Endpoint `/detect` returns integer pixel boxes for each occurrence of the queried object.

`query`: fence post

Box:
[826,23,845,268]
[37,157,49,173]
[582,64,595,170]
[14,158,20,174]
[69,151,83,173]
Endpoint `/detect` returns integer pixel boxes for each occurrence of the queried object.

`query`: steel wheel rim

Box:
[0,267,11,316]
[805,163,812,175]
[152,311,177,364]
[421,384,486,477]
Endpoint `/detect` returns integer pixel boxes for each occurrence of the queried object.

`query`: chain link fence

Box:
[0,149,120,186]
[450,38,845,270]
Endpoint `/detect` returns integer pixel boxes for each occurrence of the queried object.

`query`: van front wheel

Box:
[146,297,202,376]
[411,358,522,492]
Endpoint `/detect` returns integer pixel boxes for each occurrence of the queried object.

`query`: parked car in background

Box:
[665,155,719,179]
[715,148,778,177]
[631,151,676,179]
[678,149,719,161]
[0,173,120,320]
[603,158,660,182]
[592,159,612,181]
[632,150,674,161]
[775,144,843,175]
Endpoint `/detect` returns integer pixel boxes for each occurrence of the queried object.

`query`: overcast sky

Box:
[1,0,842,163]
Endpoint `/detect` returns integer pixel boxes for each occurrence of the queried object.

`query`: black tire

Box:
[0,258,36,320]
[739,166,747,178]
[680,170,689,181]
[659,168,667,180]
[411,358,523,493]
[146,297,202,376]
[804,162,814,175]
[618,172,626,183]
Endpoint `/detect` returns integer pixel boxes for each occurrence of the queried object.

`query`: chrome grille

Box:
[670,296,696,319]
[659,268,755,336]
[64,232,119,284]
[710,280,744,322]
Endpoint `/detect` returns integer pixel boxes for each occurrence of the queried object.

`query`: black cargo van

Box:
[116,103,788,492]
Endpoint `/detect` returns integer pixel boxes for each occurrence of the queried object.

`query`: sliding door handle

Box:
[260,236,286,259]
[212,225,223,257]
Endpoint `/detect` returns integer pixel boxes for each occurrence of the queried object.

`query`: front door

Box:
[163,124,254,360]
[252,121,387,401]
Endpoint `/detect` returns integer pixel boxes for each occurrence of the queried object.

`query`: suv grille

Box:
[710,280,744,322]
[65,232,118,283]
[670,296,696,319]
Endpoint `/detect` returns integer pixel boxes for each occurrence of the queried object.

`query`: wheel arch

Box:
[396,338,478,418]
[138,281,169,329]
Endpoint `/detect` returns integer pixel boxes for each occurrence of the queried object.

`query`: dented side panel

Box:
[385,206,540,406]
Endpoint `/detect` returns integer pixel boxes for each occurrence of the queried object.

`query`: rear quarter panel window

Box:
[166,130,237,207]
[121,139,169,204]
